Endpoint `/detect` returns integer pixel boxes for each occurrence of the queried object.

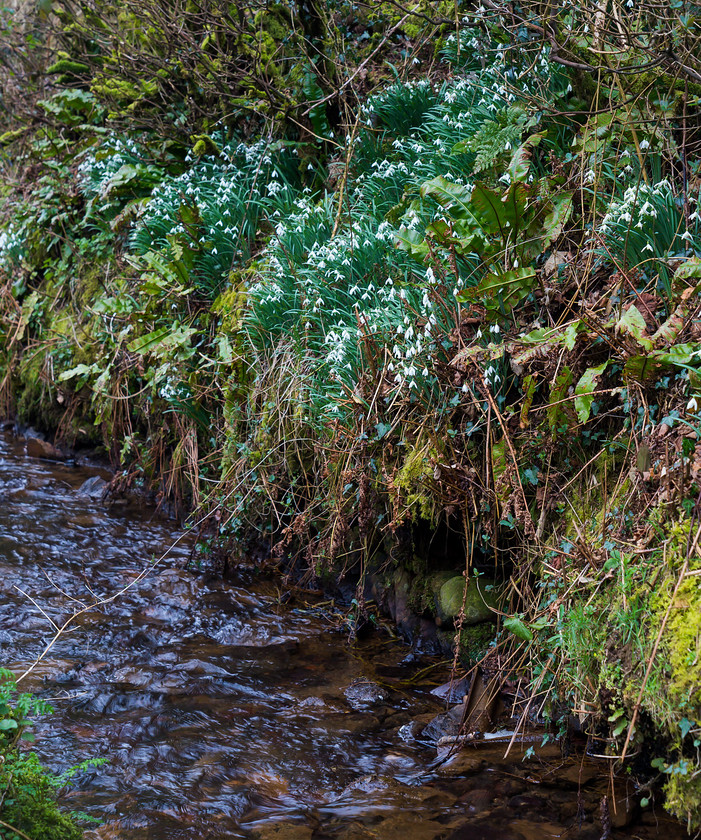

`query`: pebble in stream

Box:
[0,431,690,840]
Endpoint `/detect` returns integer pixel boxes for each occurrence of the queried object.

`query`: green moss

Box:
[662,578,701,711]
[664,770,701,835]
[394,441,441,522]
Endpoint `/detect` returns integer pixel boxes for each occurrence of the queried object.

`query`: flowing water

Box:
[0,431,688,840]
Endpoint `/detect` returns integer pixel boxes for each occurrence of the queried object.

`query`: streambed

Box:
[0,431,687,839]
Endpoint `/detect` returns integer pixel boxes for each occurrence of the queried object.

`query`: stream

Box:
[0,430,688,840]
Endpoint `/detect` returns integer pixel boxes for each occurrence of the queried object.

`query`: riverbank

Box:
[0,428,690,839]
[2,0,701,830]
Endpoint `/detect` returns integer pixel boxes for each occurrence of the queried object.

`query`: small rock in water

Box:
[421,702,465,743]
[343,679,388,710]
[26,436,68,461]
[431,675,470,703]
[77,475,108,499]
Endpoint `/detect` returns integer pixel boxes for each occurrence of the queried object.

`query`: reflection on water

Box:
[0,432,687,839]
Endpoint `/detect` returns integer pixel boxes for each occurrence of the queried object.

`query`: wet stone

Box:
[421,702,465,743]
[459,787,494,811]
[343,679,388,710]
[249,821,313,840]
[77,475,109,499]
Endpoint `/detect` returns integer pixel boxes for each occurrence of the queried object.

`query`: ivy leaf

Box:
[0,718,18,730]
[574,361,608,423]
[680,717,694,739]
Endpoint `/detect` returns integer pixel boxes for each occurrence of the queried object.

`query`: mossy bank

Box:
[2,0,701,832]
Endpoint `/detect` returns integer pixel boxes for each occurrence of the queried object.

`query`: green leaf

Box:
[547,366,574,433]
[674,256,701,284]
[612,719,628,737]
[618,305,653,351]
[508,133,543,183]
[420,175,473,217]
[375,422,392,440]
[58,363,97,382]
[563,320,582,351]
[0,718,18,730]
[470,181,507,234]
[654,343,700,368]
[504,615,533,642]
[394,226,429,258]
[541,192,574,244]
[680,717,694,739]
[127,327,171,354]
[623,354,660,382]
[476,267,536,313]
[574,361,608,423]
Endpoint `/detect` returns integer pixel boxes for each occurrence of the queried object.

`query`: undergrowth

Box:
[2,0,701,830]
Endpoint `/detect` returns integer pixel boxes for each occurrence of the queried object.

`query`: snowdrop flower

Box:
[642,243,654,253]
[640,139,650,150]
[688,396,698,412]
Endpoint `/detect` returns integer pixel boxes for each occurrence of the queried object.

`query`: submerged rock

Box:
[343,679,388,710]
[249,822,312,840]
[26,436,68,461]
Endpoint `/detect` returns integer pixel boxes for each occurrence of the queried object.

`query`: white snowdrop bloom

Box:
[461,383,470,393]
[690,211,700,222]
[680,231,694,242]
[688,396,698,412]
[640,139,650,150]
[584,169,595,184]
[642,243,654,253]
